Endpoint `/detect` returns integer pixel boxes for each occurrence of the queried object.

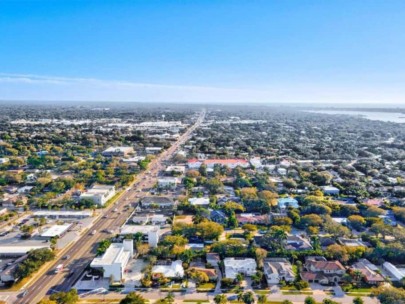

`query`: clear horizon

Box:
[1,1,405,104]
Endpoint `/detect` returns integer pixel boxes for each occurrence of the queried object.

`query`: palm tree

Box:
[165,292,174,304]
[214,294,228,304]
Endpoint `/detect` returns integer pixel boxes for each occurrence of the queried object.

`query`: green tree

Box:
[352,297,364,304]
[304,296,316,304]
[214,294,228,304]
[119,292,147,304]
[49,289,79,304]
[242,291,255,304]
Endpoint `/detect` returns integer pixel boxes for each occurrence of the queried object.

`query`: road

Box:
[15,109,205,304]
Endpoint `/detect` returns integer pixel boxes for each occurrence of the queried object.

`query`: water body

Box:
[306,110,405,124]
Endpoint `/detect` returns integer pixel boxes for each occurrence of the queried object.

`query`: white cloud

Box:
[0,73,403,104]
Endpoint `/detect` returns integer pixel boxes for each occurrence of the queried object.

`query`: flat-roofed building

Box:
[40,224,72,239]
[102,147,134,157]
[0,246,50,257]
[80,184,116,206]
[33,210,92,219]
[120,225,160,247]
[90,240,133,282]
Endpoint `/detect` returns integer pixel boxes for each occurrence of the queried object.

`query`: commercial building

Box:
[102,147,134,157]
[0,246,50,257]
[187,159,249,169]
[90,240,134,282]
[157,177,181,189]
[141,196,174,209]
[40,224,72,239]
[33,210,92,219]
[80,184,116,206]
[120,225,160,247]
[224,258,257,279]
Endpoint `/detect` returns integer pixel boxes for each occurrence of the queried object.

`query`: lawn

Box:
[197,282,215,291]
[254,289,270,295]
[282,290,313,295]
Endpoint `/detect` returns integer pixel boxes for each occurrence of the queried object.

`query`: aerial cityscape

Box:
[1,1,405,304]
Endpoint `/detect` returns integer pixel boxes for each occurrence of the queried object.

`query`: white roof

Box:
[152,260,184,278]
[0,245,50,256]
[120,225,159,235]
[41,224,71,237]
[383,262,405,280]
[103,147,133,153]
[188,197,210,205]
[322,186,340,191]
[91,243,131,267]
[34,210,92,217]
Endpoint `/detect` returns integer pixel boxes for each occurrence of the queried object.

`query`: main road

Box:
[16,109,205,304]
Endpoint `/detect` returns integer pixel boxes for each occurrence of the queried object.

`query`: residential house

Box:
[382,262,405,282]
[210,210,227,224]
[236,213,270,225]
[285,235,313,251]
[206,253,220,267]
[277,197,299,210]
[322,186,340,196]
[351,259,385,285]
[152,260,185,278]
[263,258,295,285]
[301,256,345,285]
[188,197,210,207]
[224,258,257,279]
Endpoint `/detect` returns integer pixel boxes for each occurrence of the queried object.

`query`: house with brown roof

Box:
[301,256,345,285]
[350,259,385,285]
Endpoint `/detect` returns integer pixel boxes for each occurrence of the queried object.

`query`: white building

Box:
[157,177,181,189]
[0,246,50,257]
[165,165,186,175]
[34,210,92,219]
[224,258,257,279]
[145,147,162,154]
[383,262,405,281]
[90,240,133,282]
[80,184,116,206]
[263,258,295,285]
[152,260,185,278]
[0,158,9,164]
[40,224,72,239]
[102,147,134,157]
[188,197,210,207]
[249,157,263,169]
[120,225,160,247]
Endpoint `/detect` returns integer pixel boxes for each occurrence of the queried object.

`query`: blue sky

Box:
[1,0,405,104]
